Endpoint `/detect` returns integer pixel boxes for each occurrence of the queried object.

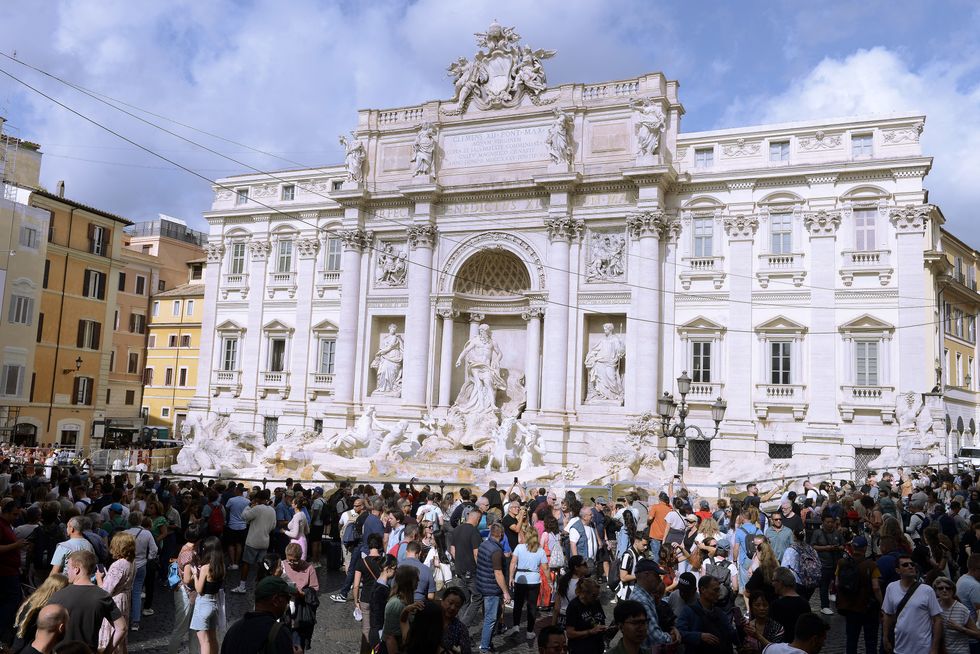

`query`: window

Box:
[161,407,170,418]
[770,341,791,384]
[944,348,950,384]
[89,225,108,256]
[152,301,160,317]
[768,443,793,459]
[692,218,713,257]
[957,352,964,386]
[134,276,146,295]
[143,368,153,385]
[190,264,203,281]
[945,302,953,333]
[770,214,792,254]
[969,315,977,343]
[109,350,115,372]
[276,240,293,273]
[854,209,876,251]
[186,300,195,316]
[1,365,24,396]
[168,334,178,347]
[969,266,977,291]
[164,368,174,386]
[331,180,343,191]
[236,188,249,205]
[692,341,711,383]
[855,341,879,386]
[36,313,43,343]
[852,133,873,158]
[19,225,39,249]
[694,147,714,169]
[128,352,139,374]
[230,243,247,275]
[125,390,135,405]
[172,301,181,316]
[158,279,166,292]
[178,368,188,386]
[72,376,93,405]
[970,357,975,388]
[7,295,34,325]
[59,429,78,447]
[313,419,323,434]
[319,338,336,374]
[269,338,287,372]
[105,389,111,404]
[43,260,50,289]
[222,338,239,371]
[956,257,964,283]
[76,320,101,350]
[281,184,295,201]
[689,440,711,468]
[263,417,278,446]
[769,140,790,162]
[325,238,342,271]
[117,272,127,292]
[129,313,145,334]
[113,310,119,331]
[956,310,964,338]
[147,334,156,347]
[82,270,106,299]
[180,334,191,348]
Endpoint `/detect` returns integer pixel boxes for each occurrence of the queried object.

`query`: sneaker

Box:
[130,624,140,632]
[228,564,239,571]
[526,632,535,641]
[820,607,834,615]
[330,593,348,603]
[231,583,248,594]
[142,609,154,616]
[828,593,836,602]
[505,626,520,637]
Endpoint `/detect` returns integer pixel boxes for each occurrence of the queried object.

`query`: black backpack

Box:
[836,556,862,595]
[738,527,758,559]
[31,524,65,570]
[704,558,734,604]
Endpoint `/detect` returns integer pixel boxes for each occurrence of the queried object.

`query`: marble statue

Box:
[485,417,547,472]
[867,391,942,469]
[172,413,265,476]
[513,45,549,96]
[896,390,934,435]
[546,108,573,166]
[453,323,505,415]
[379,420,420,460]
[371,324,404,396]
[585,323,626,404]
[376,242,407,287]
[323,407,387,457]
[339,133,366,183]
[411,122,438,178]
[630,98,666,157]
[586,232,626,281]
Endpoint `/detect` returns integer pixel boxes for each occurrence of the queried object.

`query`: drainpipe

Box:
[46,207,74,438]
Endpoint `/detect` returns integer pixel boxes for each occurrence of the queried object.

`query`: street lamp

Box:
[658,371,727,479]
[62,357,83,375]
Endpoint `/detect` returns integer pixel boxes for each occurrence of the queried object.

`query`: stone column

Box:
[288,235,320,412]
[891,205,933,390]
[468,312,485,338]
[523,307,544,414]
[437,308,457,408]
[804,210,842,424]
[722,215,759,422]
[192,243,225,407]
[626,211,666,410]
[241,239,271,403]
[541,217,579,413]
[333,229,368,405]
[403,224,437,408]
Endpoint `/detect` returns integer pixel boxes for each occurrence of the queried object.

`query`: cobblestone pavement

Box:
[128,566,855,653]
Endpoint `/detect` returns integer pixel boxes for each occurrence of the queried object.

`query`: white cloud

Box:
[722,47,980,244]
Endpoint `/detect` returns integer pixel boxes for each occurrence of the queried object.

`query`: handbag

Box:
[548,533,566,569]
[167,559,182,589]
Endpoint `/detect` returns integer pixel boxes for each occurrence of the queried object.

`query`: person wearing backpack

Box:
[881,553,943,654]
[201,491,226,539]
[810,513,845,615]
[835,535,882,654]
[733,507,762,596]
[781,529,822,601]
[906,500,931,544]
[219,576,294,654]
[700,538,738,610]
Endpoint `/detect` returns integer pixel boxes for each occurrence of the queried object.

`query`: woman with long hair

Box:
[539,513,562,611]
[554,555,588,629]
[509,528,548,643]
[745,539,779,603]
[383,565,420,654]
[12,574,68,651]
[737,591,786,652]
[188,536,225,654]
[353,533,384,652]
[98,532,136,654]
[284,496,310,559]
[168,522,204,654]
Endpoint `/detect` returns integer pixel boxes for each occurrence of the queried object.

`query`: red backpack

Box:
[207,502,226,536]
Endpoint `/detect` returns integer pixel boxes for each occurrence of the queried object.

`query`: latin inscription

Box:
[441,126,550,169]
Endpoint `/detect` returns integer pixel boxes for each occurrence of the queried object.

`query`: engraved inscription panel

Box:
[441,126,550,169]
[381,143,413,172]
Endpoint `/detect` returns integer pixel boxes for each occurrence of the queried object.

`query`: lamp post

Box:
[62,356,83,375]
[657,371,727,480]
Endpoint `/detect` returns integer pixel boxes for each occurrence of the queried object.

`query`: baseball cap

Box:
[635,559,666,575]
[595,497,608,506]
[313,486,324,495]
[699,500,710,509]
[715,538,731,553]
[110,503,124,512]
[851,535,869,549]
[677,572,697,590]
[255,575,292,601]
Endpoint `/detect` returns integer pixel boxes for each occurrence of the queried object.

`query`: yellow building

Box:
[142,260,205,439]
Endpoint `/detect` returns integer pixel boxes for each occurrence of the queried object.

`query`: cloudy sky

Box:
[1,1,979,241]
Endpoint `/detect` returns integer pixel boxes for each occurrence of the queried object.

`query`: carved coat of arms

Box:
[444,21,556,115]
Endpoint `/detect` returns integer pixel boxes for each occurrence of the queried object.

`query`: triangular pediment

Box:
[678,315,727,332]
[839,313,895,332]
[755,315,807,333]
[215,319,245,333]
[312,318,339,333]
[262,319,294,334]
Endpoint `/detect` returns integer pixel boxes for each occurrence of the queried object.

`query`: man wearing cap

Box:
[835,535,881,654]
[103,503,128,538]
[220,576,294,654]
[694,500,712,523]
[667,572,699,617]
[630,558,678,649]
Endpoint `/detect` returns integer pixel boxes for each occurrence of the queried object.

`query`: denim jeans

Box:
[339,545,360,597]
[168,586,200,654]
[480,595,502,652]
[818,567,834,609]
[648,539,662,564]
[460,574,483,628]
[131,564,147,623]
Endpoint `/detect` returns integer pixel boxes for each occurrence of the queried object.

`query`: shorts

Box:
[309,524,324,542]
[243,545,267,565]
[224,528,246,547]
[190,594,218,631]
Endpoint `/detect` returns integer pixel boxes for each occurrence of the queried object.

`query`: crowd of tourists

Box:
[2,454,980,654]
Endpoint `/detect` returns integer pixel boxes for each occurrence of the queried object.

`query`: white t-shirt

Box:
[882,580,941,654]
[664,510,685,532]
[763,644,806,654]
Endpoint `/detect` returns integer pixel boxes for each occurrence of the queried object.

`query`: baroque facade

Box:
[189,24,968,476]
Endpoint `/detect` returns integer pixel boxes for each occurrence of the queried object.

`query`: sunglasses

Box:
[899,562,916,568]
[936,586,954,592]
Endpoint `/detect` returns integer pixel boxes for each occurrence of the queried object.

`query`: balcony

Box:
[753,383,807,420]
[308,371,335,400]
[210,370,242,397]
[839,250,893,286]
[685,381,724,403]
[839,385,896,423]
[678,256,726,290]
[267,271,297,299]
[756,253,806,288]
[258,370,291,399]
[220,273,249,299]
[315,269,341,298]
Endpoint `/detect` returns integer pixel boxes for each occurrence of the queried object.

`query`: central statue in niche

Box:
[450,323,506,446]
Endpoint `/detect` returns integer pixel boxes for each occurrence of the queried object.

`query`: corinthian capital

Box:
[338,228,372,251]
[407,224,437,249]
[296,237,321,259]
[205,242,225,263]
[247,240,271,261]
[889,204,933,234]
[723,214,759,240]
[626,210,669,239]
[544,216,584,242]
[803,210,841,237]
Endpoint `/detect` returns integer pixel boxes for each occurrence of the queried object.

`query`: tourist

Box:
[932,575,980,654]
[782,529,821,600]
[881,554,943,654]
[770,567,812,643]
[124,511,157,632]
[450,506,483,627]
[189,536,225,654]
[440,587,473,654]
[476,523,511,654]
[11,574,68,652]
[628,557,677,649]
[20,603,67,654]
[398,598,443,654]
[224,485,250,571]
[809,514,844,615]
[745,538,779,602]
[765,513,793,564]
[283,495,310,560]
[509,528,548,643]
[734,508,763,601]
[281,542,318,652]
[383,565,419,654]
[554,555,588,629]
[143,499,168,618]
[738,591,785,653]
[565,577,609,654]
[50,550,127,652]
[0,497,28,641]
[168,523,204,654]
[401,539,435,601]
[367,554,398,652]
[955,553,980,617]
[50,516,95,575]
[607,599,651,654]
[616,531,648,601]
[537,625,568,654]
[700,538,738,609]
[833,535,881,654]
[761,612,830,654]
[97,532,136,654]
[219,576,294,654]
[567,506,600,575]
[352,532,384,649]
[677,575,737,653]
[647,492,671,563]
[333,497,384,603]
